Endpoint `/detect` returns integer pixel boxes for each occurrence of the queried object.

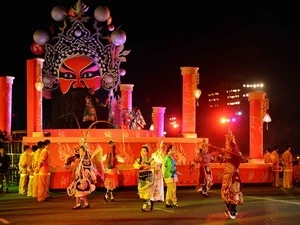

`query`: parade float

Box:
[0,0,273,189]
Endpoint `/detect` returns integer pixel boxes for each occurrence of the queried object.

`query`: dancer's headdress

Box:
[225,128,235,142]
[74,145,80,154]
[80,136,88,149]
[108,140,115,146]
[225,128,236,150]
[141,144,149,151]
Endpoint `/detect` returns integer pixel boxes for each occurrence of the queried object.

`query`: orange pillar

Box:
[119,84,134,129]
[152,107,166,137]
[248,91,266,161]
[26,58,44,137]
[180,67,199,138]
[0,76,15,136]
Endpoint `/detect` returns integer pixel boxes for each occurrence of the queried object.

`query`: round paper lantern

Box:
[111,30,126,46]
[42,75,52,85]
[30,42,45,55]
[33,30,50,46]
[108,25,115,31]
[119,69,126,76]
[94,6,110,22]
[51,6,67,22]
[42,90,52,100]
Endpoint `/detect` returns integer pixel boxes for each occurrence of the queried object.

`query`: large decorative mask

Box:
[59,56,101,94]
[31,0,130,94]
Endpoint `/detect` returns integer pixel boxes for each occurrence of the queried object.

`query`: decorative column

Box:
[248,91,266,162]
[120,84,134,110]
[119,84,134,129]
[35,58,44,134]
[180,67,199,138]
[0,76,15,136]
[27,58,44,137]
[152,107,166,137]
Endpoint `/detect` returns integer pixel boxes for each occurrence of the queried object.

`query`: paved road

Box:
[1,184,300,225]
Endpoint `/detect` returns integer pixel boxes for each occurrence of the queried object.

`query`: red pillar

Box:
[26,58,44,137]
[0,76,15,136]
[120,84,134,110]
[152,107,166,137]
[119,84,134,129]
[180,67,199,138]
[248,91,266,161]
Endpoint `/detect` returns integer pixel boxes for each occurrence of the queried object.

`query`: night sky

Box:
[1,0,299,149]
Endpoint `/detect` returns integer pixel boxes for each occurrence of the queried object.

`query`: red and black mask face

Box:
[59,56,101,94]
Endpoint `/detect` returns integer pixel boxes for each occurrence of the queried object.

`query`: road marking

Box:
[0,218,10,224]
[155,207,175,213]
[248,197,300,205]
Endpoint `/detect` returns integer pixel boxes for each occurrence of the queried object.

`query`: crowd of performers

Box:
[12,129,243,220]
[263,145,295,189]
[4,125,300,221]
[17,139,52,201]
[191,129,243,220]
[82,89,146,130]
[65,128,243,221]
[64,138,126,208]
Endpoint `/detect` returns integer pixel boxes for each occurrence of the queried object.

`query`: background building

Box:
[198,76,266,156]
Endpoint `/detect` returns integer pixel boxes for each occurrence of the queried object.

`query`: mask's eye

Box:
[82,72,96,79]
[62,73,76,79]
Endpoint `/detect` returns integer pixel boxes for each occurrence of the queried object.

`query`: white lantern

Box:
[111,30,127,46]
[51,6,67,22]
[263,113,272,130]
[194,89,202,106]
[149,124,154,131]
[33,30,50,46]
[94,6,110,22]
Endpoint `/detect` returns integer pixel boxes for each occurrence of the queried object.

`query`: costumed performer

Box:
[191,139,213,197]
[164,144,180,208]
[133,145,155,212]
[67,145,98,209]
[150,140,165,205]
[209,129,243,220]
[102,140,125,202]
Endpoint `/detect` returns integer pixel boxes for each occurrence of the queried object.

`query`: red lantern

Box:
[30,42,45,55]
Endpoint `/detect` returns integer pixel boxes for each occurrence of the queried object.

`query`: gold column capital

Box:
[247,91,266,101]
[120,84,134,91]
[152,107,166,114]
[180,67,199,75]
